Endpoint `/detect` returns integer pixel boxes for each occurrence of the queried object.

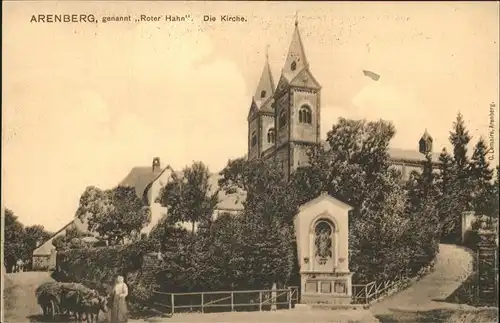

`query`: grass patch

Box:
[376,308,498,323]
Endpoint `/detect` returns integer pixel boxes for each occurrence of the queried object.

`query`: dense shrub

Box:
[463,216,499,251]
[53,238,156,310]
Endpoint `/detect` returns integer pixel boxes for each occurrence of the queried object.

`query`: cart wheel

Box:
[48,299,56,320]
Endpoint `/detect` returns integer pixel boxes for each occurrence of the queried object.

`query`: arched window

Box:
[299,105,312,124]
[267,128,275,144]
[260,90,266,98]
[279,109,287,129]
[251,131,257,147]
[291,61,297,71]
[314,219,334,265]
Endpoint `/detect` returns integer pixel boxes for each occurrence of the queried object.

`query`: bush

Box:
[463,229,481,251]
[53,238,156,310]
[463,216,498,251]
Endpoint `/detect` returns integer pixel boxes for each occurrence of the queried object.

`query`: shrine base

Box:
[300,271,353,306]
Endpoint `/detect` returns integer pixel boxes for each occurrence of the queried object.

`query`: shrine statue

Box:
[315,222,333,259]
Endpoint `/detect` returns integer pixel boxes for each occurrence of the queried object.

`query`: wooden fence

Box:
[153,276,408,315]
[352,276,407,305]
[153,286,300,315]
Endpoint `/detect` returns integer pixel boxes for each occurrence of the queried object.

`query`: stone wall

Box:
[141,252,162,289]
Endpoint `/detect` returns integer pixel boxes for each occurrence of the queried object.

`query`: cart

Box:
[36,282,88,320]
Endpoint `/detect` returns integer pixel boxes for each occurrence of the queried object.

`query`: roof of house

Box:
[119,166,163,199]
[118,162,246,212]
[33,217,89,256]
[320,140,440,163]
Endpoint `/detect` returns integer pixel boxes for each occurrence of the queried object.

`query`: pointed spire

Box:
[419,129,433,155]
[422,128,432,141]
[252,47,275,109]
[282,13,308,81]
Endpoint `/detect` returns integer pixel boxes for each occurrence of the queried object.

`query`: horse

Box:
[82,295,109,323]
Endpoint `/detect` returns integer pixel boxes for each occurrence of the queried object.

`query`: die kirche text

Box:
[30,14,247,24]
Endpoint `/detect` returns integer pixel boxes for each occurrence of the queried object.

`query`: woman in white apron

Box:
[110,275,129,323]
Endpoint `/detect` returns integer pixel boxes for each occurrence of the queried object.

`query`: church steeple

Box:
[271,14,321,181]
[247,48,276,161]
[281,13,309,82]
[252,45,275,110]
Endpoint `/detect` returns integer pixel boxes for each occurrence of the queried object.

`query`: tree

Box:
[449,112,473,206]
[450,113,472,170]
[290,118,439,283]
[477,165,499,219]
[421,153,437,199]
[3,209,52,270]
[437,148,455,195]
[445,112,473,242]
[4,209,25,272]
[469,137,494,216]
[52,224,91,250]
[218,158,298,288]
[205,214,246,290]
[405,152,438,215]
[290,118,400,218]
[76,186,151,245]
[23,225,52,265]
[156,161,219,235]
[435,148,461,239]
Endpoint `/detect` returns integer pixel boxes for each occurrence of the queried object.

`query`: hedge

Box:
[53,239,155,311]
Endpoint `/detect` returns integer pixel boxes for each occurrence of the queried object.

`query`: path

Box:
[130,309,379,323]
[369,244,482,321]
[3,271,55,322]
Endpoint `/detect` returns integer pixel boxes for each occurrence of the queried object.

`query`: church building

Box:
[247,18,439,180]
[33,19,441,269]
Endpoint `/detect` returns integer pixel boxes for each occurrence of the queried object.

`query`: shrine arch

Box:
[309,212,339,234]
[308,212,339,268]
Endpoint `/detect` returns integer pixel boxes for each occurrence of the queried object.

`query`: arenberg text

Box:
[30,14,97,23]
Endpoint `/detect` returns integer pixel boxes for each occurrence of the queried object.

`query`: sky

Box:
[2,1,499,232]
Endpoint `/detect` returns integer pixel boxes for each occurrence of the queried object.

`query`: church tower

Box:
[271,17,322,179]
[248,48,276,160]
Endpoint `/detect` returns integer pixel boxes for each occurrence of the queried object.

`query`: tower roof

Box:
[421,128,433,141]
[281,17,309,82]
[252,47,275,110]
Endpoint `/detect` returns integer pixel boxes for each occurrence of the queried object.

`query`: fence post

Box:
[171,293,175,315]
[288,288,292,309]
[259,292,262,311]
[231,292,234,312]
[201,292,204,313]
[364,285,368,305]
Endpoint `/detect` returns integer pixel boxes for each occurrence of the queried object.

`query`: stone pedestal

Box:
[477,230,498,306]
[294,192,354,306]
[301,271,353,305]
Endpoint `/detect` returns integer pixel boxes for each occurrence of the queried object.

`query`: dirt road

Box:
[369,244,496,322]
[3,271,55,322]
